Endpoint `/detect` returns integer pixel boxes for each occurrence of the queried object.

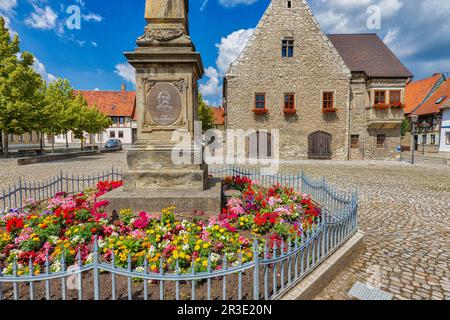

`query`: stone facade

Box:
[225,0,409,161]
[226,0,351,160]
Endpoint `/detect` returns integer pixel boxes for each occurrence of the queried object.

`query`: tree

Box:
[401,118,411,137]
[198,93,215,133]
[43,79,76,152]
[0,17,43,156]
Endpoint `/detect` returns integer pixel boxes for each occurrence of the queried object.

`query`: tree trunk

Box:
[2,131,9,157]
[66,133,69,150]
[51,133,55,153]
[39,132,44,152]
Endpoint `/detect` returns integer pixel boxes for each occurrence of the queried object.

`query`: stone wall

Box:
[225,0,351,160]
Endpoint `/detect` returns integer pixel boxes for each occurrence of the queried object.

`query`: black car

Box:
[104,139,123,150]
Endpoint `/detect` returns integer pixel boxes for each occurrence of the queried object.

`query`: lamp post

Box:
[421,120,431,156]
[411,115,418,165]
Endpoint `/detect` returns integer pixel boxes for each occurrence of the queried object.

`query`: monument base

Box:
[101,178,223,218]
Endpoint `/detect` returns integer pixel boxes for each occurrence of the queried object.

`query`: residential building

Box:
[209,106,225,131]
[403,73,446,151]
[53,86,137,146]
[224,0,412,160]
[410,77,449,154]
[440,102,450,155]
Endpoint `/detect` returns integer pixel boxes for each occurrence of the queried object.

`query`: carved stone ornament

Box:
[146,82,183,126]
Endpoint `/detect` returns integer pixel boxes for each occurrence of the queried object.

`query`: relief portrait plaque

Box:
[147,82,182,126]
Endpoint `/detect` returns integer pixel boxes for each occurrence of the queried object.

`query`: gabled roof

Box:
[328,34,413,79]
[405,74,444,114]
[74,90,136,117]
[209,107,225,126]
[413,78,450,116]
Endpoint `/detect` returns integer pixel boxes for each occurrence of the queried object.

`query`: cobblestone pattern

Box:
[0,152,128,190]
[0,154,449,300]
[277,161,449,301]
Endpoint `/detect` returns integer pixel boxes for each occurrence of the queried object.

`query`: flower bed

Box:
[0,177,321,278]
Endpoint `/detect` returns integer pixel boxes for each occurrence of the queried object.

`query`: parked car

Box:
[104,139,123,150]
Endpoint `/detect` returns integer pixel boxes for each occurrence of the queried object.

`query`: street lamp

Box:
[411,114,419,165]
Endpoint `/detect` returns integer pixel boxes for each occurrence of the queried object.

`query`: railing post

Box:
[18,178,23,208]
[0,268,3,301]
[93,236,100,300]
[253,239,260,300]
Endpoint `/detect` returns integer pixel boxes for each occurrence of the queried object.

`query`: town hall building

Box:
[224,0,413,160]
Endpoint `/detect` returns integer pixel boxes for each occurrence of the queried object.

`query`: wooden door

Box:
[308,131,332,159]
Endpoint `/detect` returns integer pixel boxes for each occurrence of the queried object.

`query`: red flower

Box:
[6,217,24,233]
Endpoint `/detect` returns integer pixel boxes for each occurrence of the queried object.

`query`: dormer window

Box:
[436,96,447,104]
[282,39,294,58]
[287,1,292,8]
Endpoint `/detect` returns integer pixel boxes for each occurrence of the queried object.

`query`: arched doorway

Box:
[308,131,332,159]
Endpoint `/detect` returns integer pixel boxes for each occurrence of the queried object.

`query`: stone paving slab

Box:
[0,155,449,300]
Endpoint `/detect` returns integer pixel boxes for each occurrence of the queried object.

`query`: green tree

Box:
[401,118,411,137]
[198,93,215,133]
[0,17,43,156]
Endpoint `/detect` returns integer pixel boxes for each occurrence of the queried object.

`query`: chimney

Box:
[121,83,126,92]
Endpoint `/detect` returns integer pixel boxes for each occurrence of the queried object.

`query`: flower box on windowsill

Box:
[283,108,297,115]
[390,102,405,109]
[253,108,269,115]
[373,103,390,110]
[322,107,337,114]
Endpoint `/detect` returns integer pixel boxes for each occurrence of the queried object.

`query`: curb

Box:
[278,231,366,300]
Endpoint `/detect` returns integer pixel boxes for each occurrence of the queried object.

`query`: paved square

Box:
[0,154,449,300]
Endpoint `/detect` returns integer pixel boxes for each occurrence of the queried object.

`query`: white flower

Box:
[148,245,156,258]
[210,253,220,263]
[85,253,94,264]
[51,261,62,273]
[48,236,59,245]
[182,244,189,251]
[135,266,144,273]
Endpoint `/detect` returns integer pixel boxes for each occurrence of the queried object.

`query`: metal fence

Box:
[0,168,123,211]
[0,166,358,300]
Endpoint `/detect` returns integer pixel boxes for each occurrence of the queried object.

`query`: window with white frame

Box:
[446,132,450,145]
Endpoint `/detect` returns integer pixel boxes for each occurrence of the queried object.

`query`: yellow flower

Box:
[66,230,71,236]
[151,265,157,271]
[64,242,70,248]
[214,225,220,231]
[202,243,210,249]
[194,245,200,251]
[219,228,225,234]
[69,249,76,255]
[179,252,186,259]
[202,260,208,267]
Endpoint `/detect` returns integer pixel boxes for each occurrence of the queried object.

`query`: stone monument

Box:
[102,0,221,215]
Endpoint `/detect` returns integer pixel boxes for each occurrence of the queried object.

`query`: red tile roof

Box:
[209,107,225,126]
[74,90,136,117]
[405,74,443,114]
[328,34,413,79]
[413,78,450,116]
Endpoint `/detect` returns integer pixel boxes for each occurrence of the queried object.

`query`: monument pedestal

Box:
[102,0,222,217]
[101,178,223,217]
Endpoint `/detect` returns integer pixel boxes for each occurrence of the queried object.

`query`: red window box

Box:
[322,107,337,114]
[390,102,405,109]
[283,107,297,115]
[373,103,390,110]
[253,108,269,115]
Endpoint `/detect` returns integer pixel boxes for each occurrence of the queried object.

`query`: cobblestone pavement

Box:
[0,152,127,190]
[277,162,449,301]
[0,154,449,300]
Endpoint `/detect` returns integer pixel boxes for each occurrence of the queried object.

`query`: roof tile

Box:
[74,90,136,117]
[328,34,413,79]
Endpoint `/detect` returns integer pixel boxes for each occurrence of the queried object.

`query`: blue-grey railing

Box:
[0,166,358,300]
[0,168,123,211]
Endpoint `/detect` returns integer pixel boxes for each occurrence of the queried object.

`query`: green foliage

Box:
[198,93,215,133]
[401,118,411,137]
[0,17,43,144]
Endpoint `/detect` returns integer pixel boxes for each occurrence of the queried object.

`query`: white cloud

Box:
[216,28,254,76]
[115,62,136,85]
[199,28,254,104]
[218,0,258,7]
[0,0,17,13]
[82,13,103,23]
[25,6,58,30]
[199,67,221,97]
[33,57,57,83]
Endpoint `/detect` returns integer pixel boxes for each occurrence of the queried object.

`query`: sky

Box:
[1,0,450,106]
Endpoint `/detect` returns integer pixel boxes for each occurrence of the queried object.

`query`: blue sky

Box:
[1,0,450,106]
